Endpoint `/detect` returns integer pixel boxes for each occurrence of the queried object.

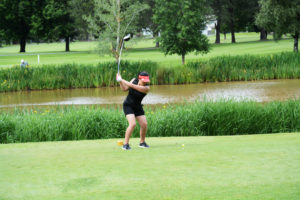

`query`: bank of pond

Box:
[1,99,300,143]
[1,52,300,92]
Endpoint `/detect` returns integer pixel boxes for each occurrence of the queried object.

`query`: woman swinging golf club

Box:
[116,72,150,150]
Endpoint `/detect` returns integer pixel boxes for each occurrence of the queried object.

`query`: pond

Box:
[1,79,300,109]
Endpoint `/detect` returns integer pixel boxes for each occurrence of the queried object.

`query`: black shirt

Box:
[123,78,147,106]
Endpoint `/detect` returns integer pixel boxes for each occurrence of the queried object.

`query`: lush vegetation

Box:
[0,33,294,68]
[1,0,299,54]
[1,133,299,200]
[256,0,300,52]
[1,99,300,143]
[154,0,210,64]
[0,61,158,92]
[1,0,299,198]
[1,52,299,92]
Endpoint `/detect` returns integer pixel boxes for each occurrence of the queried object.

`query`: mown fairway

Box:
[0,133,299,200]
[0,33,294,67]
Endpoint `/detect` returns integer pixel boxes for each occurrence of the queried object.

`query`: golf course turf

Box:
[0,33,294,67]
[0,133,299,200]
[1,32,299,200]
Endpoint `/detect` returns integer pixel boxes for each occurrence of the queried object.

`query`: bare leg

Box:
[124,114,136,144]
[136,115,147,143]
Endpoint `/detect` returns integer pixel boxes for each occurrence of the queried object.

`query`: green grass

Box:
[0,133,299,200]
[0,61,159,92]
[2,100,300,143]
[1,52,300,92]
[0,33,294,67]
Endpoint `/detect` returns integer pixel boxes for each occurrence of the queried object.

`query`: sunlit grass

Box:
[0,33,294,67]
[0,133,299,200]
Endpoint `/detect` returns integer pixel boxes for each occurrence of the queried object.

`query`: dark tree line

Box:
[0,0,77,52]
[256,0,300,52]
[0,0,299,53]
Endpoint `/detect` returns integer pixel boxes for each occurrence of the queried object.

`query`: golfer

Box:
[116,72,150,150]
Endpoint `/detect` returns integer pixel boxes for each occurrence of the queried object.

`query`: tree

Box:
[241,0,268,41]
[256,0,300,52]
[0,30,4,47]
[222,0,258,43]
[0,0,37,52]
[69,0,95,40]
[154,0,210,64]
[137,0,159,47]
[0,0,76,52]
[30,0,77,52]
[209,0,226,44]
[47,0,76,51]
[85,0,148,61]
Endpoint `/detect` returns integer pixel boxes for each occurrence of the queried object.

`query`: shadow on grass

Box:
[126,47,161,53]
[210,38,292,48]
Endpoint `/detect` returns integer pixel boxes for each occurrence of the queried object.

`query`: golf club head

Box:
[123,34,131,41]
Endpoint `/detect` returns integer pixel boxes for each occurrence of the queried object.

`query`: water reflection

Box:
[1,79,300,108]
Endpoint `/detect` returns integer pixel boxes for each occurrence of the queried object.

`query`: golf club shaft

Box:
[118,40,125,74]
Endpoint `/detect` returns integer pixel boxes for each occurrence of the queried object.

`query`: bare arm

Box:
[120,79,150,94]
[119,78,135,91]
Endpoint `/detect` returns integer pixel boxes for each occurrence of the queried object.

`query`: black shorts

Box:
[123,104,145,116]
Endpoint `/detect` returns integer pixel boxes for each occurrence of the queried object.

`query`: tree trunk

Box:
[65,37,70,52]
[294,32,299,53]
[156,41,159,48]
[154,31,159,47]
[260,29,267,40]
[230,29,235,43]
[20,36,26,52]
[111,42,118,62]
[182,54,185,65]
[229,0,235,43]
[230,20,235,43]
[224,33,226,40]
[215,19,220,44]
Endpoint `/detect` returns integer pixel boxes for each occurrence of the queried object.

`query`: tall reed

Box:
[1,52,300,92]
[0,61,158,92]
[1,99,300,143]
[145,52,300,84]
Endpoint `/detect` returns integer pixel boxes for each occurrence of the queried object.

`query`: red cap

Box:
[138,75,150,82]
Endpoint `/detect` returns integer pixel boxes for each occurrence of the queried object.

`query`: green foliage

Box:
[1,52,300,91]
[256,0,300,36]
[157,52,300,84]
[84,0,149,60]
[68,0,94,40]
[154,0,210,64]
[0,0,77,52]
[1,99,300,143]
[0,61,158,92]
[136,0,157,35]
[0,115,15,143]
[256,0,300,51]
[0,0,37,52]
[32,0,77,51]
[222,0,258,32]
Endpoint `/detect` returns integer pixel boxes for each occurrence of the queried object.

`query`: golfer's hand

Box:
[116,73,122,82]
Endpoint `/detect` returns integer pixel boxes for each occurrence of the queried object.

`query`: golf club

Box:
[118,34,131,74]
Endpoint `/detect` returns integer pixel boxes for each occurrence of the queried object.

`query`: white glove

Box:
[116,74,122,82]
